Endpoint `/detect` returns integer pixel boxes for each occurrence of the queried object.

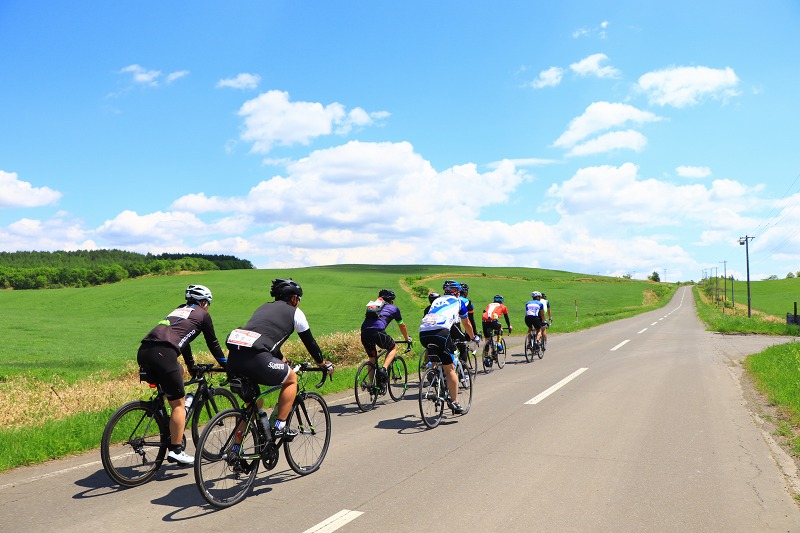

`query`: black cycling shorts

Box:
[227,348,291,387]
[482,319,502,338]
[137,342,185,401]
[419,327,457,365]
[525,315,545,331]
[360,328,396,358]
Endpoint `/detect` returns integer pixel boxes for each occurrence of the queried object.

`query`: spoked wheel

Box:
[388,356,408,401]
[539,336,546,359]
[284,392,331,475]
[419,369,444,429]
[354,361,378,412]
[191,387,239,448]
[465,348,478,380]
[194,409,260,508]
[497,338,507,368]
[482,343,494,374]
[418,349,429,381]
[455,362,474,415]
[524,333,533,363]
[101,400,168,488]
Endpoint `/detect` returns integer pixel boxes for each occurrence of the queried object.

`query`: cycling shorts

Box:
[481,319,502,338]
[525,315,545,331]
[360,328,396,358]
[419,327,457,365]
[137,342,185,401]
[227,348,291,387]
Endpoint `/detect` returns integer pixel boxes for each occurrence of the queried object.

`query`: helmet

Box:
[378,289,396,302]
[460,283,469,295]
[442,279,461,295]
[185,284,212,303]
[270,278,303,300]
[532,291,542,299]
[428,292,440,303]
[541,293,547,299]
[493,294,504,303]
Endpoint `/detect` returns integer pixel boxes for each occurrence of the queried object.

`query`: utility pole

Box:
[739,236,754,317]
[720,260,727,311]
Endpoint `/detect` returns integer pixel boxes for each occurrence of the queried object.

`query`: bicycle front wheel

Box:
[482,342,493,374]
[191,387,239,447]
[388,355,408,401]
[194,409,260,508]
[101,400,168,487]
[538,336,546,359]
[467,348,478,379]
[497,338,507,368]
[418,348,429,381]
[419,369,444,429]
[523,333,533,363]
[285,392,331,475]
[354,360,378,412]
[456,363,474,415]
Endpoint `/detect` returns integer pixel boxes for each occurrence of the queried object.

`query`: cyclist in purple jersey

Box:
[137,284,227,465]
[361,289,412,386]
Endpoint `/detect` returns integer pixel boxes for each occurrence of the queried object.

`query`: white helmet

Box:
[531,291,542,299]
[185,284,213,303]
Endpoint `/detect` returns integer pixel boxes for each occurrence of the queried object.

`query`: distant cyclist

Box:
[482,294,512,339]
[419,280,479,414]
[524,291,547,350]
[361,289,412,387]
[226,278,334,440]
[423,292,440,316]
[540,292,552,345]
[459,283,480,343]
[137,284,228,465]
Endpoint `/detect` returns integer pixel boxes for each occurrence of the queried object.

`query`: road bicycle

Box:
[482,326,510,373]
[418,341,476,429]
[523,325,546,363]
[354,339,412,412]
[418,336,478,382]
[100,363,237,488]
[194,362,332,508]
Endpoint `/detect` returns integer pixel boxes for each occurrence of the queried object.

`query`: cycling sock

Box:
[274,419,286,430]
[169,443,182,452]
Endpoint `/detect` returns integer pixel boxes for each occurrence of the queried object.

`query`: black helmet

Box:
[460,283,469,295]
[493,294,504,303]
[442,280,461,295]
[270,278,303,300]
[378,289,396,302]
[428,292,440,303]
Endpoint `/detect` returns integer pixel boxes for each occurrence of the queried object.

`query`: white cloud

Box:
[0,214,91,251]
[0,170,62,208]
[487,158,558,169]
[572,21,609,39]
[166,70,190,84]
[119,64,189,87]
[570,53,620,79]
[553,102,662,149]
[676,166,712,178]
[216,73,261,90]
[637,66,740,108]
[238,90,390,154]
[530,67,564,89]
[567,130,647,156]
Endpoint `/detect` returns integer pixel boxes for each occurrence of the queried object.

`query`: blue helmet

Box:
[493,294,504,303]
[442,279,461,295]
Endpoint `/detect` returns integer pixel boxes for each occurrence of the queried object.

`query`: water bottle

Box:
[184,393,194,416]
[259,410,271,436]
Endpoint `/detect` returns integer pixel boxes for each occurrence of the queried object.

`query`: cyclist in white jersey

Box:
[539,292,552,345]
[419,280,478,414]
[524,291,546,350]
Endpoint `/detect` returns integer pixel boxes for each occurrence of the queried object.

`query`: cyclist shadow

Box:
[71,464,193,499]
[374,413,427,434]
[328,402,369,417]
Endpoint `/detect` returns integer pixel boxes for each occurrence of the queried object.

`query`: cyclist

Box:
[459,283,479,342]
[423,292,439,316]
[226,278,334,440]
[361,289,412,387]
[524,291,547,351]
[482,295,512,365]
[540,292,552,345]
[419,280,479,414]
[137,284,228,465]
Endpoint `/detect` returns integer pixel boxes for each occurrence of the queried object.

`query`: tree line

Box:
[0,250,254,290]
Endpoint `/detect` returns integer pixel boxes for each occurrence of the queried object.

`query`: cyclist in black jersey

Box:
[137,284,228,465]
[459,283,480,342]
[226,278,334,440]
[423,292,439,317]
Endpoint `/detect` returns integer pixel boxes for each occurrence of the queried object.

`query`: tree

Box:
[648,271,661,282]
[787,272,796,279]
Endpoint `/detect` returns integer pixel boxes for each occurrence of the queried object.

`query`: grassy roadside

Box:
[693,285,800,457]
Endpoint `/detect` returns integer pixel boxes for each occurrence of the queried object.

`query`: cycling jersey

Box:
[141,303,226,364]
[460,296,478,336]
[525,299,545,317]
[482,302,509,322]
[420,295,468,332]
[361,303,404,331]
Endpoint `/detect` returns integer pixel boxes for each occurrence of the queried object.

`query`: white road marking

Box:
[651,322,658,326]
[302,509,364,533]
[525,368,588,405]
[0,459,102,491]
[610,340,630,351]
[637,328,647,334]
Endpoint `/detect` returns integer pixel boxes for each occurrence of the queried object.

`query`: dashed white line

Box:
[610,340,630,351]
[303,510,364,533]
[525,368,588,405]
[637,328,647,334]
[651,322,658,326]
[0,459,102,491]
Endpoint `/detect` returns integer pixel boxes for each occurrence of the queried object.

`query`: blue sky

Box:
[1,1,799,282]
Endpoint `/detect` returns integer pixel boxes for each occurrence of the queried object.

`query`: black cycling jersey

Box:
[141,302,226,365]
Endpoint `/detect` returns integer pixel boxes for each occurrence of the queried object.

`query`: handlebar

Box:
[184,363,227,386]
[395,339,414,352]
[292,362,335,389]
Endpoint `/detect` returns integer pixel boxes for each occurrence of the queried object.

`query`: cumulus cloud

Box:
[0,170,62,208]
[216,73,261,89]
[567,130,647,156]
[238,91,390,154]
[0,214,92,251]
[553,102,662,149]
[570,53,620,79]
[676,166,712,178]
[530,67,564,89]
[637,66,740,108]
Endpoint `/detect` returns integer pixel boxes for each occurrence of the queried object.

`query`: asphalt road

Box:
[2,286,800,532]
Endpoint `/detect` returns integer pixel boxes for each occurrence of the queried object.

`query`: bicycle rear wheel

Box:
[482,342,493,374]
[191,387,239,448]
[285,392,331,475]
[523,333,533,363]
[194,409,260,508]
[419,369,444,428]
[497,338,507,368]
[456,363,473,415]
[354,360,379,412]
[101,400,168,487]
[388,355,408,401]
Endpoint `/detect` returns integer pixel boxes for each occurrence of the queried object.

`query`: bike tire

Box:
[194,408,260,508]
[418,348,429,381]
[466,348,478,380]
[191,387,239,448]
[419,369,444,429]
[538,336,545,359]
[101,400,168,488]
[354,360,379,412]
[284,392,331,475]
[456,362,473,415]
[482,342,493,374]
[388,355,408,401]
[497,338,507,368]
[524,333,533,363]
